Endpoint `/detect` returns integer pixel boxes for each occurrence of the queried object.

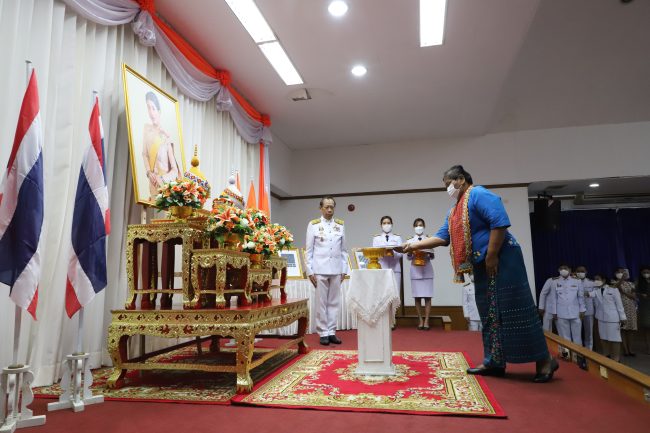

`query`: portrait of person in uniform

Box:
[304,196,349,346]
[123,63,186,205]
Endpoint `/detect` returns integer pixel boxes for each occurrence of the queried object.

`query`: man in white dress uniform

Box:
[305,196,349,346]
[575,265,596,350]
[539,265,572,332]
[548,268,585,345]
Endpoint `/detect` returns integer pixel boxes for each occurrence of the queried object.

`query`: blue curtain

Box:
[617,208,650,279]
[530,209,621,294]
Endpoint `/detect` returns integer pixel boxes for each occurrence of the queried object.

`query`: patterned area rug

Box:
[233,350,506,417]
[34,344,297,404]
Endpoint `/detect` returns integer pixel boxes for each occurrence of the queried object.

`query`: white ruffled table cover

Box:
[346,269,401,325]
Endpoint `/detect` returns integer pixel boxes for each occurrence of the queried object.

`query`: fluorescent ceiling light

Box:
[589,183,600,188]
[225,0,276,43]
[259,42,303,85]
[420,0,447,47]
[351,65,367,77]
[328,1,348,17]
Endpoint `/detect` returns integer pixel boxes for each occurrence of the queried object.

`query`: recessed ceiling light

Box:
[328,1,348,17]
[589,183,600,188]
[351,65,367,77]
[225,0,276,43]
[420,0,447,47]
[259,42,304,85]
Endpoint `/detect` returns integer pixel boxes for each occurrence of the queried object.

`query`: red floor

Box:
[23,328,650,433]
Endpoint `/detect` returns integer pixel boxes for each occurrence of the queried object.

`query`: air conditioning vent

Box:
[289,88,312,102]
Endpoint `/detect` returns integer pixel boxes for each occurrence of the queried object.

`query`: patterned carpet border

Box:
[232,349,506,418]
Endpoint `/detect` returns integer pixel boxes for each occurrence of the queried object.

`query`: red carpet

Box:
[34,343,296,404]
[21,329,650,433]
[234,349,505,417]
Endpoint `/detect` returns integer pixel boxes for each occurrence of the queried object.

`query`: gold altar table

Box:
[190,248,252,308]
[106,298,309,394]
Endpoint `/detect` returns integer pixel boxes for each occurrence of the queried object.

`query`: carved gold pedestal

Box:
[190,248,251,308]
[106,299,309,394]
[266,255,288,301]
[249,268,273,304]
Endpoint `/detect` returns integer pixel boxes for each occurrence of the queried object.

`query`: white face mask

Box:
[447,183,460,200]
[382,224,392,234]
[594,280,604,287]
[576,272,586,279]
[559,269,570,277]
[615,273,623,280]
[414,226,425,235]
[643,272,650,280]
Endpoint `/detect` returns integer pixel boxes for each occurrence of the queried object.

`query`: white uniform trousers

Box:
[315,274,341,337]
[542,312,554,332]
[582,314,594,350]
[468,320,482,332]
[556,317,583,345]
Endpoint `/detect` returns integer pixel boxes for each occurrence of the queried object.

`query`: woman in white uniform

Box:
[372,216,403,288]
[591,273,627,362]
[406,218,434,330]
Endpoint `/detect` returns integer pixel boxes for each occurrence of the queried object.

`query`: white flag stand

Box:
[0,60,46,433]
[0,307,46,433]
[47,309,104,412]
[48,91,104,413]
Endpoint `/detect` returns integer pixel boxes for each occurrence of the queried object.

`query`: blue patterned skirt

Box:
[472,245,549,366]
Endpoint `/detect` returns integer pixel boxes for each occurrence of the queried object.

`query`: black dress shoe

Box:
[328,335,342,344]
[533,358,559,383]
[466,366,506,377]
[319,337,330,346]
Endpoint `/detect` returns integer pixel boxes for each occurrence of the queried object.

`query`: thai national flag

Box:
[0,69,44,320]
[65,96,110,318]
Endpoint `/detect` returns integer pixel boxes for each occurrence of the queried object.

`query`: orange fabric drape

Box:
[137,0,270,126]
[247,180,257,210]
[258,142,270,215]
[235,171,241,191]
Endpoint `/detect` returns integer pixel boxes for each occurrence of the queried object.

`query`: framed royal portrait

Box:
[122,63,186,206]
[350,248,369,270]
[279,248,304,279]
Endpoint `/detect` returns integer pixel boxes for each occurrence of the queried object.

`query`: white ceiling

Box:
[529,176,650,198]
[156,0,650,150]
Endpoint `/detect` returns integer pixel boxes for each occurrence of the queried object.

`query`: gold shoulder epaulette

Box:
[310,218,320,225]
[335,218,344,225]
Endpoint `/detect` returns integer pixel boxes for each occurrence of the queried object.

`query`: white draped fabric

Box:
[0,0,256,386]
[60,0,272,145]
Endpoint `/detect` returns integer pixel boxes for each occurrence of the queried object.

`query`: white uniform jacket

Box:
[579,278,596,316]
[592,286,627,323]
[405,235,434,279]
[373,233,403,273]
[462,282,480,321]
[548,276,586,319]
[305,216,349,276]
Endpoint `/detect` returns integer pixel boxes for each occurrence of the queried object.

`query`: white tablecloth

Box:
[347,269,400,325]
[261,279,357,336]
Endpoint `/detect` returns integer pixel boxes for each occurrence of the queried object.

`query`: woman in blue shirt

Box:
[401,165,557,383]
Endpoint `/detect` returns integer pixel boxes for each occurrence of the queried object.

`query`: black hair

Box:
[319,196,336,207]
[575,265,587,271]
[145,91,161,111]
[593,272,607,281]
[638,265,650,293]
[558,263,571,269]
[443,165,473,185]
[413,218,425,227]
[380,215,393,225]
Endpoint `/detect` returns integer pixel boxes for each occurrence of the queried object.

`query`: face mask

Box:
[643,272,650,280]
[615,273,623,280]
[559,269,569,277]
[447,183,460,200]
[594,280,604,287]
[382,224,392,234]
[414,226,425,235]
[576,272,586,279]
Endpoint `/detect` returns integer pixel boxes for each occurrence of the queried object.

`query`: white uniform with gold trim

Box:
[305,216,349,337]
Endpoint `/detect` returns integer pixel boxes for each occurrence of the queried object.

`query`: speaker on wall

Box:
[533,198,561,231]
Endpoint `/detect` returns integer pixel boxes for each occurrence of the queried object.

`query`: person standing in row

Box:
[636,266,650,354]
[575,265,596,350]
[613,267,637,356]
[401,165,556,383]
[406,218,434,330]
[462,274,482,331]
[538,265,572,333]
[590,273,626,362]
[305,196,349,346]
[373,216,403,290]
[548,267,585,345]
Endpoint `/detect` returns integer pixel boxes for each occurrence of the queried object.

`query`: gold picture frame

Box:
[350,248,369,270]
[278,248,305,280]
[122,63,186,206]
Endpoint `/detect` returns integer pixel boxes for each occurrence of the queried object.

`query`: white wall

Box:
[280,121,650,196]
[268,135,293,196]
[272,187,534,306]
